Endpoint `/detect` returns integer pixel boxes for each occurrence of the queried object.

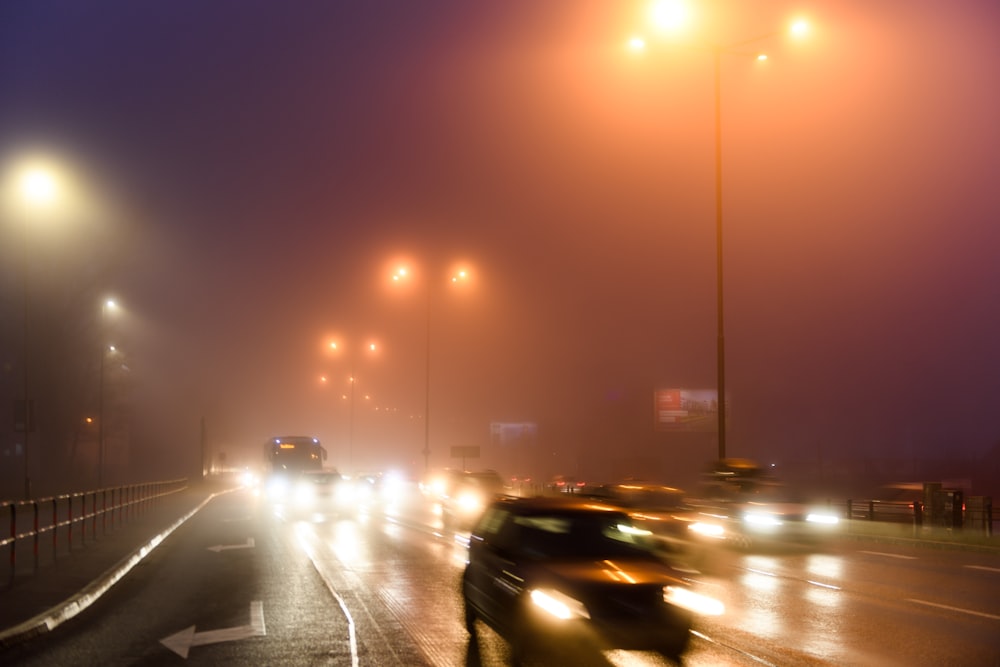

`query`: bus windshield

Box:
[264,436,326,474]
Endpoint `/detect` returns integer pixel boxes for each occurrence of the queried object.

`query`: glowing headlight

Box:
[806,512,839,525]
[266,477,289,499]
[688,521,726,538]
[456,491,483,514]
[744,512,783,527]
[616,523,653,537]
[664,586,725,616]
[530,589,590,620]
[294,482,316,506]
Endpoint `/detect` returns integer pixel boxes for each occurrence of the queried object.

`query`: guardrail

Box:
[1,479,188,586]
[828,496,994,537]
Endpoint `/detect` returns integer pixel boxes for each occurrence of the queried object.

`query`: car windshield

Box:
[512,513,653,559]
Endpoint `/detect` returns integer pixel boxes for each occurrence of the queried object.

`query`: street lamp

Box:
[98,298,119,487]
[631,8,809,460]
[12,164,59,499]
[391,263,472,476]
[325,339,379,473]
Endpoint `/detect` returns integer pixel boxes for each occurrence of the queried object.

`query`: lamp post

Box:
[632,11,809,461]
[325,339,378,473]
[391,264,471,476]
[98,298,118,487]
[15,166,58,499]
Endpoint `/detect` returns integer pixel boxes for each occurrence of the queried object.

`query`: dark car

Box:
[461,496,723,662]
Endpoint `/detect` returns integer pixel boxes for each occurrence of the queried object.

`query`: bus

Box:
[263,436,326,475]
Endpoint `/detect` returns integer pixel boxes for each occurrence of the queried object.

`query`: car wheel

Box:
[510,614,537,666]
[658,624,691,659]
[463,598,476,633]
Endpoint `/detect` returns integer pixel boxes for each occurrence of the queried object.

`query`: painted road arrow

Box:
[206,537,255,553]
[160,600,266,658]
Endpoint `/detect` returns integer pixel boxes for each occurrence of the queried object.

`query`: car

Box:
[580,482,729,555]
[282,470,346,514]
[690,485,842,549]
[694,459,841,549]
[461,496,723,662]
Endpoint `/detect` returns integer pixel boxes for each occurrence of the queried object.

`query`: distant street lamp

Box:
[325,339,379,473]
[631,9,809,460]
[391,263,472,476]
[98,298,119,487]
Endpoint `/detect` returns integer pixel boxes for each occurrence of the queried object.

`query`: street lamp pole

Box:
[98,299,116,488]
[16,166,57,499]
[423,282,432,476]
[714,46,727,461]
[21,211,31,500]
[630,9,810,462]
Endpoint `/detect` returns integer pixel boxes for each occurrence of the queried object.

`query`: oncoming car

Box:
[436,469,506,530]
[461,496,724,662]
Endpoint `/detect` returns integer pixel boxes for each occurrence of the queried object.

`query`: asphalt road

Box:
[3,484,999,666]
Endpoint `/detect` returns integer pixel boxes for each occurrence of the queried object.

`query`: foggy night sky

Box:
[1,1,999,489]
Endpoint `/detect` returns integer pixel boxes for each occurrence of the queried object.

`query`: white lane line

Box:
[908,598,1000,621]
[966,565,1000,573]
[295,528,359,667]
[859,550,917,560]
[688,630,781,666]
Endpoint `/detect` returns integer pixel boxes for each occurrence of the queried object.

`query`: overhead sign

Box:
[451,445,480,459]
[653,389,724,432]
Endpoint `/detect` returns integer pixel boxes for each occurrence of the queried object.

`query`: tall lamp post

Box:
[632,10,809,460]
[325,339,378,473]
[391,264,471,476]
[98,298,118,488]
[14,166,58,499]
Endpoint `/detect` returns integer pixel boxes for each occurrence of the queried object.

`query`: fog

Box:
[2,1,999,499]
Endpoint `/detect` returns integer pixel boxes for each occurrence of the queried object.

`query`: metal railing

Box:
[1,479,188,586]
[830,496,994,537]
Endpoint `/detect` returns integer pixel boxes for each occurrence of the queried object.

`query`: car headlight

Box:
[266,477,289,499]
[294,482,316,506]
[530,589,590,620]
[664,586,725,616]
[456,491,483,514]
[744,512,783,527]
[688,521,726,538]
[806,512,839,525]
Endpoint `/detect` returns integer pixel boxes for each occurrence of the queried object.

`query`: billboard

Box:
[653,389,724,432]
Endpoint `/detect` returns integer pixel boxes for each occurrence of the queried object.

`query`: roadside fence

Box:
[1,479,188,586]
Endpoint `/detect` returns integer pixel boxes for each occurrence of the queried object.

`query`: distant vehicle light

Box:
[806,512,839,525]
[664,586,725,616]
[530,588,590,620]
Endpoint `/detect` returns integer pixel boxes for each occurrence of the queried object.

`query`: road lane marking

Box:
[689,630,781,666]
[907,599,1000,621]
[160,600,266,658]
[206,537,255,552]
[966,565,1000,573]
[295,527,359,667]
[859,550,917,560]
